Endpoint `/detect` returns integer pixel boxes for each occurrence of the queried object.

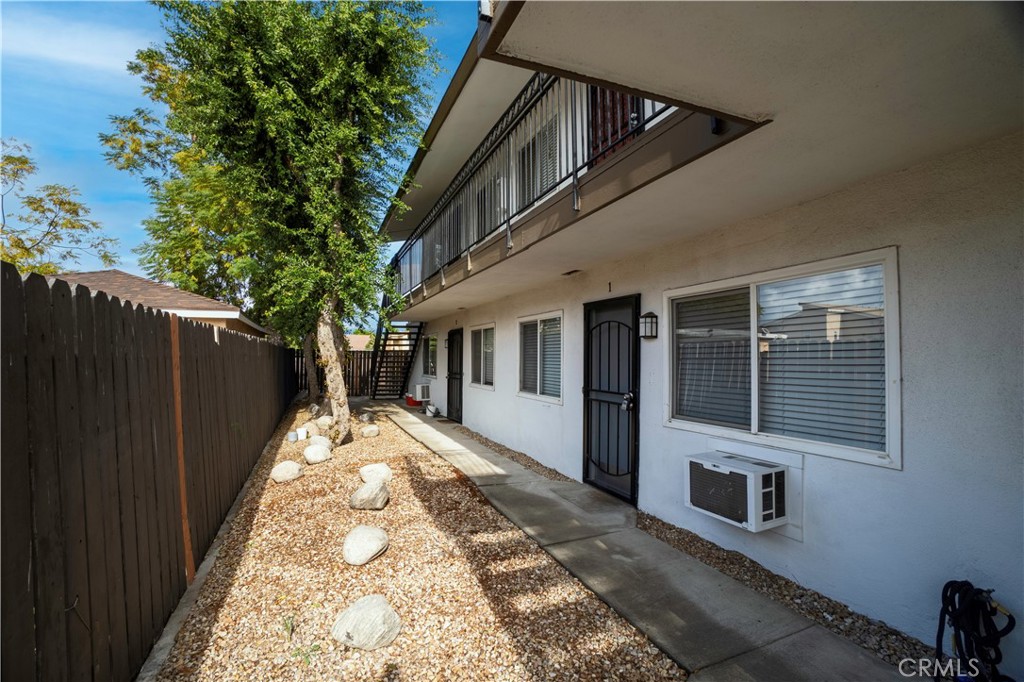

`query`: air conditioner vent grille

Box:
[688,461,748,524]
[685,452,789,532]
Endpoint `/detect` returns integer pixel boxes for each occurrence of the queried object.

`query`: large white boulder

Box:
[359,463,393,484]
[303,444,331,465]
[342,525,389,566]
[270,461,302,483]
[331,595,401,650]
[308,435,332,449]
[350,480,390,510]
[315,415,334,431]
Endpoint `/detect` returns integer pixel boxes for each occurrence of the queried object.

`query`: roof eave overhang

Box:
[476,0,757,126]
[164,308,269,335]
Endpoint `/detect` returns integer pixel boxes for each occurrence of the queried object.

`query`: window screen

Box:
[471,327,495,386]
[520,322,538,393]
[674,289,751,427]
[539,318,561,398]
[757,265,886,451]
[423,336,437,376]
[520,317,560,397]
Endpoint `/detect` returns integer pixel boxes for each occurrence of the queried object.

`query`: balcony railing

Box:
[393,72,674,296]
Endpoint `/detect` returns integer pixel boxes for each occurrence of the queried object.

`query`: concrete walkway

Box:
[372,401,901,681]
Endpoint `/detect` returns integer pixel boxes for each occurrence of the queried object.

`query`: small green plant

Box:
[283,615,295,642]
[291,644,321,666]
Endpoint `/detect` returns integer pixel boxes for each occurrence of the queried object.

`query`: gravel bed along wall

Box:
[158,404,685,681]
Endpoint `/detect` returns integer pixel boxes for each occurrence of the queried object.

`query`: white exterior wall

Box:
[404,132,1023,673]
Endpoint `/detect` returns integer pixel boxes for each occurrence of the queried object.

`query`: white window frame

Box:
[517,310,563,405]
[422,334,438,378]
[663,248,902,469]
[469,322,496,391]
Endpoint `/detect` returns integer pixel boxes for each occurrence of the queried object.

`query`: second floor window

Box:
[475,175,503,243]
[518,117,558,210]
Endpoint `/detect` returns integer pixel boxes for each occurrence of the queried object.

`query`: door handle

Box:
[621,391,635,411]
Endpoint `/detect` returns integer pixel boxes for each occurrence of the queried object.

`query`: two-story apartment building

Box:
[379,3,1022,672]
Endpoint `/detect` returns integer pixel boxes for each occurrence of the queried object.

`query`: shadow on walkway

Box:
[402,453,683,681]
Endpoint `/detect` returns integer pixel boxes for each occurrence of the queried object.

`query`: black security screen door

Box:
[583,295,640,503]
[447,328,463,423]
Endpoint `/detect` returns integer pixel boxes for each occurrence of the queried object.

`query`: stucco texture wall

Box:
[405,132,1023,673]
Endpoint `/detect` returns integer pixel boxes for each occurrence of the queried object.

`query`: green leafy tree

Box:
[136,161,259,308]
[1,140,119,275]
[102,1,434,427]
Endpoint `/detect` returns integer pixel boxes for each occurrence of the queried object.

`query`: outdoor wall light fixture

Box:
[639,311,658,339]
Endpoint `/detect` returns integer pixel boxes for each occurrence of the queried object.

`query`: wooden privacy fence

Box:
[0,262,298,681]
[295,348,374,397]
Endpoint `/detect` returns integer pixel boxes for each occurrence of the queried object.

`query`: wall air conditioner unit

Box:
[686,452,788,533]
[413,383,431,402]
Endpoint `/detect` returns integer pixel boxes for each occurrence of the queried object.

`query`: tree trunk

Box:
[302,332,321,403]
[316,293,350,442]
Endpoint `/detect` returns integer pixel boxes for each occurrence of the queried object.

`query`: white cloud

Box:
[2,7,154,76]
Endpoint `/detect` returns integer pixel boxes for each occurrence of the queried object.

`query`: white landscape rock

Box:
[350,480,390,510]
[342,525,389,566]
[359,463,393,484]
[358,412,375,423]
[303,444,332,465]
[331,595,401,651]
[270,461,303,483]
[308,435,332,449]
[301,422,321,438]
[360,424,380,438]
[315,415,334,431]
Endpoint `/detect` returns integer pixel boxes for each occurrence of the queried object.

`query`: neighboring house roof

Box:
[58,269,267,335]
[346,334,373,351]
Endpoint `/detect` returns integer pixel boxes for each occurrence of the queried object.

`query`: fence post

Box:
[169,315,196,583]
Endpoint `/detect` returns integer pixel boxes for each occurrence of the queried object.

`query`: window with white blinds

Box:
[758,265,885,451]
[471,326,495,387]
[518,118,559,210]
[520,314,561,399]
[674,288,751,428]
[669,251,899,464]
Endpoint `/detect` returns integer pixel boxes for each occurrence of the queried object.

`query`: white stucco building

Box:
[376,3,1023,674]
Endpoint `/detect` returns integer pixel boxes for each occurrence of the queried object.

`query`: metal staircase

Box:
[370,319,424,399]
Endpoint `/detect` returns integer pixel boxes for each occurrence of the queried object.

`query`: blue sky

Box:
[1,0,479,275]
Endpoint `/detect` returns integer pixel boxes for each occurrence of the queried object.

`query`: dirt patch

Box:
[158,403,685,680]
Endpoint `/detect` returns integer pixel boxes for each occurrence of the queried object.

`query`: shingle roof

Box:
[58,269,240,314]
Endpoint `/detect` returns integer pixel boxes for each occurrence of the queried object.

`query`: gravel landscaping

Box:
[452,422,934,670]
[157,403,685,681]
